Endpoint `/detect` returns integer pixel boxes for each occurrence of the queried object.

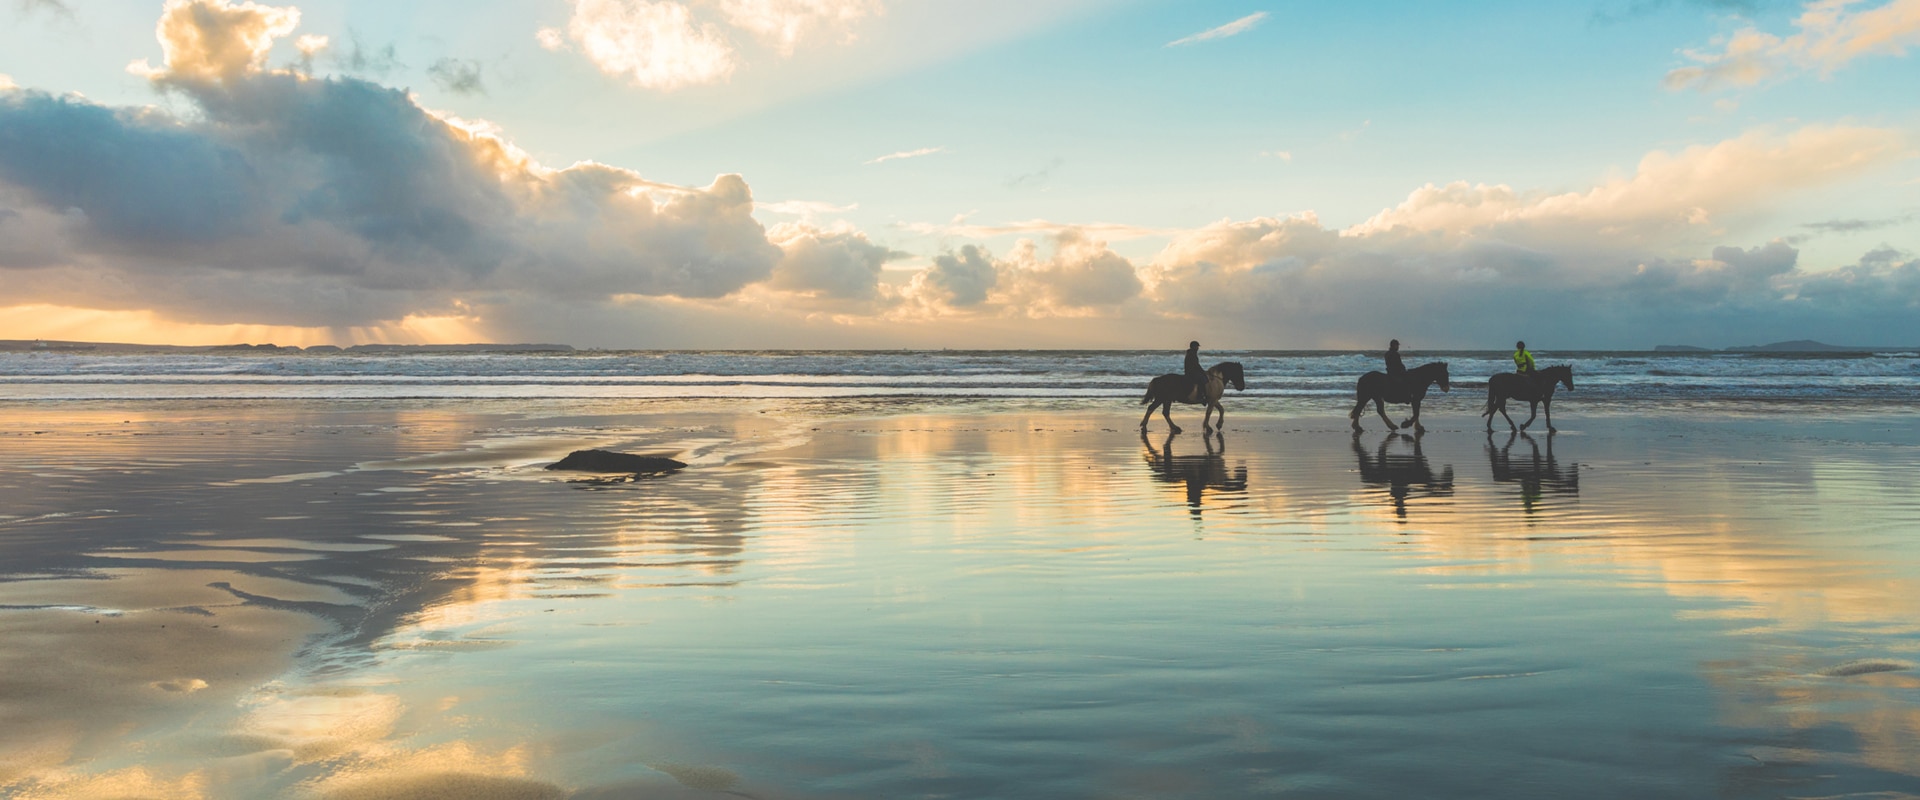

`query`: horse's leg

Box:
[1141,398,1158,431]
[1350,394,1368,432]
[1411,398,1426,434]
[1519,400,1538,431]
[1497,399,1518,432]
[1162,401,1181,435]
[1374,397,1398,431]
[1544,398,1556,434]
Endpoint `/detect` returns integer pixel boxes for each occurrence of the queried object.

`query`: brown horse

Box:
[1140,362,1246,434]
[1349,362,1450,433]
[1481,365,1574,433]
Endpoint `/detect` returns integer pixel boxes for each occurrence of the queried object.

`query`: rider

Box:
[1183,340,1206,402]
[1385,339,1405,396]
[1513,340,1539,395]
[1513,340,1536,375]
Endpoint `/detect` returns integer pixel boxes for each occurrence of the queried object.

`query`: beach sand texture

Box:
[2,399,1919,798]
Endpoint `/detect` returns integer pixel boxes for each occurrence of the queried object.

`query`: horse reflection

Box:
[1486,431,1580,513]
[1352,431,1454,520]
[1141,430,1249,518]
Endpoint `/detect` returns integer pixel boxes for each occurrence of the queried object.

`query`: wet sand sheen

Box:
[1,399,1919,798]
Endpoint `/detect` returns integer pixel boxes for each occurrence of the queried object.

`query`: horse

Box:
[1140,362,1246,434]
[1480,365,1574,433]
[1349,362,1450,433]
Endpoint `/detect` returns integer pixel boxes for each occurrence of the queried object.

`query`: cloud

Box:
[428,57,486,94]
[758,199,858,220]
[897,216,1176,242]
[1349,124,1907,242]
[1166,11,1268,47]
[912,245,997,307]
[1802,213,1915,232]
[866,146,945,165]
[766,221,900,300]
[334,31,402,76]
[542,0,736,91]
[1665,0,1920,90]
[1261,149,1293,161]
[719,0,880,56]
[15,0,73,19]
[999,231,1144,311]
[0,0,783,328]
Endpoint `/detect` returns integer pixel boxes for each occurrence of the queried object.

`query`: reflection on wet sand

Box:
[1140,431,1248,517]
[1485,432,1580,514]
[4,403,1920,797]
[1351,431,1455,520]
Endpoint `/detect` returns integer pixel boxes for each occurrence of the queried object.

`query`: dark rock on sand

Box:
[547,449,686,474]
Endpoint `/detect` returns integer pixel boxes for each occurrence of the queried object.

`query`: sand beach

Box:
[2,393,1919,798]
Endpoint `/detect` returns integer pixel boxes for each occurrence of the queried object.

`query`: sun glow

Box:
[0,305,489,347]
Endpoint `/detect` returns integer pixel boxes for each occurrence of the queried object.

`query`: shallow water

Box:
[2,400,1919,798]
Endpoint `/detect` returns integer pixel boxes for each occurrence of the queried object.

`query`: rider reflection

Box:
[1141,430,1248,518]
[1485,431,1580,514]
[1351,432,1454,520]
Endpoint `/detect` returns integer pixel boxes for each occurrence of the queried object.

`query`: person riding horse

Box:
[1183,341,1206,402]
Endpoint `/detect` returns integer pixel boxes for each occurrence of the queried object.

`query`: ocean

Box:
[3,349,1916,403]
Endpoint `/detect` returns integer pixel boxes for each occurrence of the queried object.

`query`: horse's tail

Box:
[1140,386,1154,405]
[1480,381,1497,417]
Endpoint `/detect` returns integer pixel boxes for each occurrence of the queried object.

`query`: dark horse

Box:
[1140,362,1246,434]
[1481,365,1574,433]
[1349,362,1450,433]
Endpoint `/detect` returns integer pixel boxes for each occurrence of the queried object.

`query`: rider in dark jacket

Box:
[1183,341,1206,402]
[1385,339,1406,397]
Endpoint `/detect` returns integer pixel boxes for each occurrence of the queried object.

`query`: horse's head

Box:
[1550,365,1574,391]
[1436,362,1451,392]
[1213,362,1246,392]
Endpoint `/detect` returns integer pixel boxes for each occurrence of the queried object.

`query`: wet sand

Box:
[2,399,1919,798]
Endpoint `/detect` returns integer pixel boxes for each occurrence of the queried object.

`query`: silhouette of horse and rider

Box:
[1140,341,1245,434]
[1138,338,1575,436]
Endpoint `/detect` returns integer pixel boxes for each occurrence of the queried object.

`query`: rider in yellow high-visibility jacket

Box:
[1513,341,1536,375]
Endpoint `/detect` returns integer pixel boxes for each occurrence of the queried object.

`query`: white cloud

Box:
[0,74,15,91]
[1165,11,1268,47]
[1261,149,1293,161]
[897,217,1175,242]
[548,0,736,90]
[1349,124,1907,241]
[720,0,880,56]
[758,199,858,218]
[1666,0,1920,90]
[866,146,946,165]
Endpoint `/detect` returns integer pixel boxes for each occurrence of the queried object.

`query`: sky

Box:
[0,0,1915,349]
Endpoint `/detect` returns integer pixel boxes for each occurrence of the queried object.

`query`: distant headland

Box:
[1653,340,1907,353]
[0,340,575,354]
